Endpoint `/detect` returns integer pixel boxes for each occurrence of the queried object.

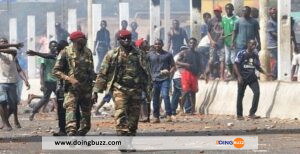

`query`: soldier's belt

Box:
[113,82,140,93]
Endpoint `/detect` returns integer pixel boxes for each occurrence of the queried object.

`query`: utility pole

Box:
[232,0,244,17]
[164,0,170,49]
[150,0,160,45]
[68,9,77,33]
[47,12,55,41]
[27,16,36,79]
[259,0,270,81]
[190,0,201,41]
[278,0,291,81]
[87,0,93,49]
[119,2,129,29]
[92,4,102,71]
[61,0,64,26]
[9,18,17,43]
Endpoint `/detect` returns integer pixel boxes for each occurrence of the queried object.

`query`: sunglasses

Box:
[119,37,131,40]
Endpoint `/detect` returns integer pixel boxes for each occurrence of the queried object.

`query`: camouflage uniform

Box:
[93,46,152,136]
[53,46,95,135]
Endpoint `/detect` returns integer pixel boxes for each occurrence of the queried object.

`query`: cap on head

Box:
[70,31,86,41]
[135,38,144,48]
[119,30,131,38]
[214,5,222,12]
[180,45,189,51]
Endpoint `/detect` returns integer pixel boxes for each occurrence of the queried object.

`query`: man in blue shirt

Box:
[234,40,271,120]
[267,8,278,79]
[93,20,111,73]
[232,6,261,52]
[148,39,175,123]
[200,12,211,39]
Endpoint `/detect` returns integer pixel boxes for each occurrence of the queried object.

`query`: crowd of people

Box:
[0,3,297,139]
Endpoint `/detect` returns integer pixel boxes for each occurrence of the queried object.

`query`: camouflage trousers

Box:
[113,88,142,136]
[64,90,92,135]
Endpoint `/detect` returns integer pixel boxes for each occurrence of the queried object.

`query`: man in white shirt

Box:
[198,35,210,72]
[0,37,24,131]
[291,51,300,81]
[171,46,188,117]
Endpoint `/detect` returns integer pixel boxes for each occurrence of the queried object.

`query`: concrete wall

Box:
[196,80,300,119]
[23,79,300,119]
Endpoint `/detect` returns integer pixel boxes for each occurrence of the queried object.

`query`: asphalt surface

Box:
[0,104,300,154]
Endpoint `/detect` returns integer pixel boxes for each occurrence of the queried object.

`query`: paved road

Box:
[0,105,300,154]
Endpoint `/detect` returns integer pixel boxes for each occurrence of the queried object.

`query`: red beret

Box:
[214,5,222,12]
[135,38,144,48]
[70,31,86,41]
[119,30,131,38]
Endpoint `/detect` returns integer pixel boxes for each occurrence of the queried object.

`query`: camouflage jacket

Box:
[93,46,153,101]
[52,45,95,92]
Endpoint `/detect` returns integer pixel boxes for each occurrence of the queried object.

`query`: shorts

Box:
[224,45,237,65]
[0,83,18,108]
[181,69,198,93]
[209,46,225,63]
[16,79,23,103]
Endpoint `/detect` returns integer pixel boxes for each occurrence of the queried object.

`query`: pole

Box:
[150,0,160,45]
[87,0,93,50]
[27,16,36,79]
[190,0,201,41]
[61,0,64,26]
[47,12,55,41]
[259,0,270,81]
[92,4,102,72]
[9,18,17,44]
[278,0,291,81]
[164,0,170,49]
[119,2,129,29]
[68,9,77,33]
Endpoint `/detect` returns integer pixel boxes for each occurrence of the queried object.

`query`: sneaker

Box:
[67,132,77,136]
[15,123,22,129]
[29,113,35,121]
[171,115,176,121]
[237,115,245,120]
[95,111,101,115]
[186,112,196,116]
[3,126,12,131]
[152,118,160,123]
[177,112,186,116]
[166,116,172,122]
[248,115,261,119]
[53,131,67,136]
[140,118,150,123]
[2,124,12,131]
[77,131,87,136]
[160,114,167,119]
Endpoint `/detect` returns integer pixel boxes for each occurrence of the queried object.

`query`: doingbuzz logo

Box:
[216,138,245,149]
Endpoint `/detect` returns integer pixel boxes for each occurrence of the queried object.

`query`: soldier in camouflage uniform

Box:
[53,31,95,136]
[93,30,152,136]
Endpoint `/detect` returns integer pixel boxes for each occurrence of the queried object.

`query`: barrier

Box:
[196,80,300,119]
[23,79,300,119]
